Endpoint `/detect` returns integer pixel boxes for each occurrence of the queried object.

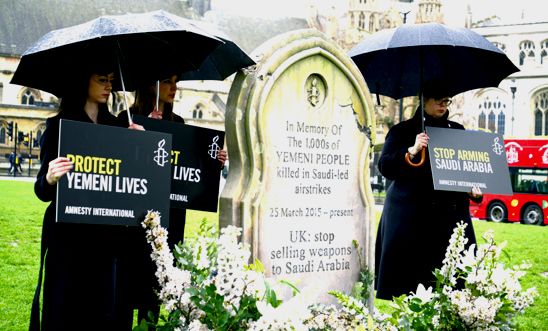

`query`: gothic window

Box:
[488,110,496,132]
[480,96,507,134]
[492,41,506,53]
[35,129,43,147]
[369,14,375,32]
[498,111,506,135]
[545,110,548,136]
[519,40,535,66]
[21,89,36,105]
[0,127,5,144]
[358,12,365,30]
[541,39,548,65]
[535,109,543,135]
[478,107,486,129]
[0,83,3,104]
[192,105,203,119]
[114,94,125,114]
[534,91,548,136]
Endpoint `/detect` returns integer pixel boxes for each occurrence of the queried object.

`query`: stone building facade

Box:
[0,0,308,174]
[456,22,548,139]
[1,0,547,173]
[340,0,548,142]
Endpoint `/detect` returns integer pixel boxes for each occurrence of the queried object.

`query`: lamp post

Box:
[510,80,517,136]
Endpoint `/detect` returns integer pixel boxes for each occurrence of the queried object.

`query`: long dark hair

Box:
[130,79,176,121]
[57,58,115,118]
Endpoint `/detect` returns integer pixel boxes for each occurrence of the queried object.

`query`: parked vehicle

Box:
[469,138,548,225]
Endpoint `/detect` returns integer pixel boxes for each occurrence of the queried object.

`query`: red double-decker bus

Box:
[469,138,548,225]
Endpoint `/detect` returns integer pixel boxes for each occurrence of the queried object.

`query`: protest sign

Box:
[427,126,512,195]
[133,115,225,212]
[56,119,172,226]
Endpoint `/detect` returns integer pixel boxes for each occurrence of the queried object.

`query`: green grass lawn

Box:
[0,180,546,330]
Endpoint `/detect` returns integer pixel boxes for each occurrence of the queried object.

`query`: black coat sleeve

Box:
[378,123,420,180]
[116,110,130,127]
[34,117,60,202]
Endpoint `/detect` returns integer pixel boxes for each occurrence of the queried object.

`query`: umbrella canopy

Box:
[10,10,223,96]
[178,21,255,81]
[348,22,519,100]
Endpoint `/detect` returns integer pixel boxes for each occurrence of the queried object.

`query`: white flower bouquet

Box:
[382,222,538,331]
[137,212,536,331]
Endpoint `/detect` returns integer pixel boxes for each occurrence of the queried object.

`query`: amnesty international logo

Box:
[492,137,504,156]
[153,139,170,167]
[208,135,221,159]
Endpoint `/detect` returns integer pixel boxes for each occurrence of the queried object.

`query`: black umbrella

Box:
[10,10,223,96]
[348,22,519,166]
[178,20,255,81]
[348,22,519,100]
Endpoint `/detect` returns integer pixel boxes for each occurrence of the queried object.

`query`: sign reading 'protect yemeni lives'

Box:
[133,115,225,212]
[56,119,172,227]
[427,126,512,195]
[220,30,376,305]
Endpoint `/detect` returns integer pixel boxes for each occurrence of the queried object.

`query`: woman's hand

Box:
[128,123,145,131]
[217,149,228,166]
[149,108,163,119]
[469,186,483,199]
[46,157,73,185]
[409,132,429,156]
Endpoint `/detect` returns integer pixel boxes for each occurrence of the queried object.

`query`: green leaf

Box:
[245,258,265,272]
[278,279,300,296]
[132,319,148,331]
[409,302,422,312]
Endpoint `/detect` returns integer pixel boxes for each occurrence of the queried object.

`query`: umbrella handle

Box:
[405,149,426,167]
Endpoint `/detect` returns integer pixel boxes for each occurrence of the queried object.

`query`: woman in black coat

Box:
[117,73,227,323]
[374,91,482,300]
[31,62,143,331]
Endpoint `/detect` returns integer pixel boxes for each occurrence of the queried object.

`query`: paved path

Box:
[0,175,35,182]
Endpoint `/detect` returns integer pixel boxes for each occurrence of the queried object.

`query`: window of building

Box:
[541,39,548,65]
[497,111,505,135]
[114,94,126,114]
[0,127,5,144]
[519,40,535,66]
[192,105,203,119]
[0,83,3,104]
[35,129,43,147]
[534,90,548,136]
[358,12,365,30]
[478,105,486,129]
[21,89,36,105]
[369,14,375,32]
[493,41,506,53]
[535,109,543,135]
[488,110,496,132]
[479,96,507,134]
[544,111,548,137]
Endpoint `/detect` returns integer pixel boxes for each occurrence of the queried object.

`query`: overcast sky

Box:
[210,0,545,26]
[210,0,316,18]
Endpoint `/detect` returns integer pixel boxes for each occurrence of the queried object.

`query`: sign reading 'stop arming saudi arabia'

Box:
[427,126,512,195]
[133,115,225,212]
[56,119,172,226]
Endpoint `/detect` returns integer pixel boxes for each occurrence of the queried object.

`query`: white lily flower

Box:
[413,283,434,303]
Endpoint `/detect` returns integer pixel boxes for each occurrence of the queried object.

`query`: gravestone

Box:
[220,29,376,304]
